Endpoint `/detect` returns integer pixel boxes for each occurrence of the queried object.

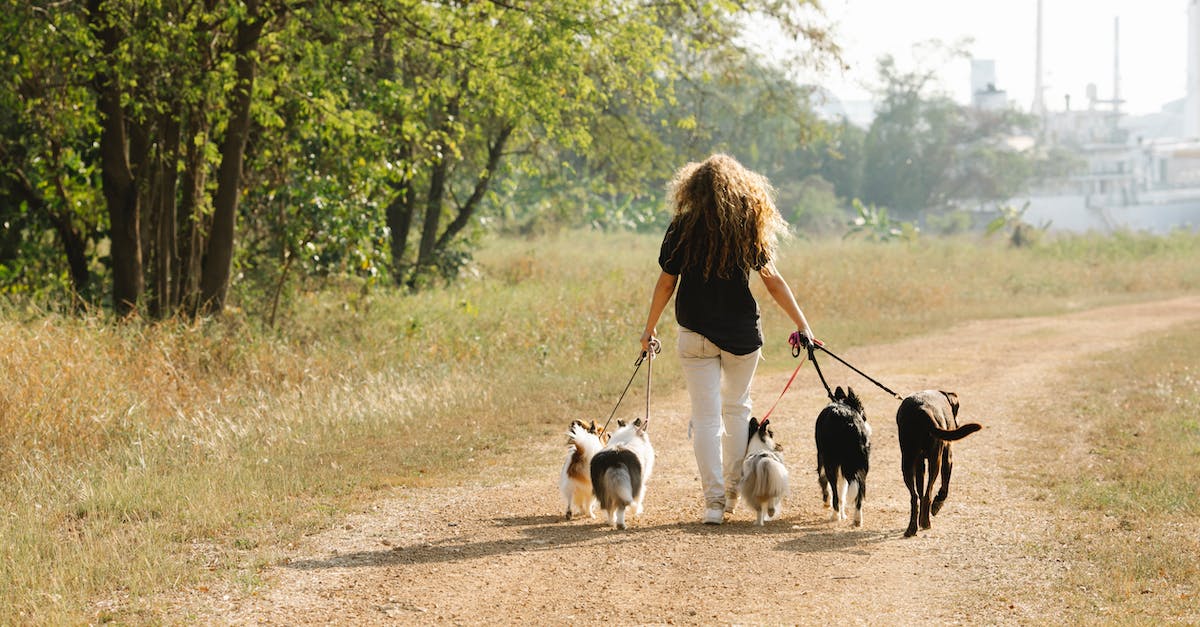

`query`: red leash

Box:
[759,358,806,422]
[760,331,823,421]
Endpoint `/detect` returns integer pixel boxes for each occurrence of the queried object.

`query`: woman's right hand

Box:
[640,329,656,353]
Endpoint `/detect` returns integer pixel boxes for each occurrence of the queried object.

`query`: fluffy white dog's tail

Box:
[602,467,634,507]
[749,455,789,501]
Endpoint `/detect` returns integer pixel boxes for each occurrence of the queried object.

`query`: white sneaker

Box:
[702,499,725,525]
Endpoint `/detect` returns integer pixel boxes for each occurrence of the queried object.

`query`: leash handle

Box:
[642,337,659,430]
[789,330,823,358]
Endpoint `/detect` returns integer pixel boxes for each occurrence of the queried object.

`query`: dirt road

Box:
[182,295,1200,624]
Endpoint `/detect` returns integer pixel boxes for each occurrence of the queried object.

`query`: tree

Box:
[1,0,844,316]
[1,1,104,307]
[861,49,1042,220]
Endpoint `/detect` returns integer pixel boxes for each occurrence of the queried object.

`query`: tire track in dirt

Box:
[178,295,1200,624]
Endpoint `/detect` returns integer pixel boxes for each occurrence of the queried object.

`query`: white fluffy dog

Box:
[739,417,790,526]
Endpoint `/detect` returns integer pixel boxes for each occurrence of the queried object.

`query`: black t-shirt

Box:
[658,224,762,355]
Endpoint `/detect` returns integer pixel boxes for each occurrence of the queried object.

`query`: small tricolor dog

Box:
[814,386,871,527]
[588,418,655,530]
[559,419,607,520]
[738,417,790,526]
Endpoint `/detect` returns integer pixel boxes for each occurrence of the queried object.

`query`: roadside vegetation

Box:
[1021,322,1200,622]
[2,229,1200,622]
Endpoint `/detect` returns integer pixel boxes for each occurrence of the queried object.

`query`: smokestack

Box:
[1032,0,1046,116]
[1188,0,1200,137]
[1113,17,1121,115]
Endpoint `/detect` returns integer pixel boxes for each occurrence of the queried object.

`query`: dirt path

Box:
[181,295,1200,624]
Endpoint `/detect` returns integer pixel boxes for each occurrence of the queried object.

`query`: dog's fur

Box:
[588,419,655,530]
[814,386,872,527]
[738,417,789,526]
[895,390,983,537]
[559,419,607,520]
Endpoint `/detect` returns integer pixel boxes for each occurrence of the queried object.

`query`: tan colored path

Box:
[180,295,1200,624]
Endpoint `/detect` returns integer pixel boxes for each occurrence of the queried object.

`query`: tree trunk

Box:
[414,155,447,278]
[8,165,91,307]
[199,0,265,315]
[175,107,208,316]
[433,124,513,252]
[88,0,143,317]
[414,94,461,279]
[150,114,180,319]
[384,179,414,285]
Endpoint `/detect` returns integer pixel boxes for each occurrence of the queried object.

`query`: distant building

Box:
[970,59,1008,111]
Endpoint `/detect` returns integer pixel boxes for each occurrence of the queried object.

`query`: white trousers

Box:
[677,328,761,506]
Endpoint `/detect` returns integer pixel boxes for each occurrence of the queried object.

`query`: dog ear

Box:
[941,391,960,417]
[846,386,862,411]
[633,418,643,428]
[617,419,626,428]
[834,386,845,400]
[587,420,599,433]
[570,419,584,429]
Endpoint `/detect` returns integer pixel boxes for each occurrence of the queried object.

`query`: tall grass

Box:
[2,230,1199,622]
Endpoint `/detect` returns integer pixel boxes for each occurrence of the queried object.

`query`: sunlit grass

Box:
[2,229,1199,622]
[1040,323,1200,622]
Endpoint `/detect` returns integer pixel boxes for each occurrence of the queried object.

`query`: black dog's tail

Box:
[590,448,642,510]
[931,420,983,441]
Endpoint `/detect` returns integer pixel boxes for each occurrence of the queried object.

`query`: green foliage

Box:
[986,202,1048,248]
[778,174,845,235]
[860,49,1042,219]
[843,198,919,242]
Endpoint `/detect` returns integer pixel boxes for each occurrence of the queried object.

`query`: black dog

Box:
[895,390,983,537]
[814,386,871,527]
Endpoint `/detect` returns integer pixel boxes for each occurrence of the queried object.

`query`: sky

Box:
[770,0,1189,116]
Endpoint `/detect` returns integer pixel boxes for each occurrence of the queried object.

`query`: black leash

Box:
[600,338,661,434]
[791,334,903,401]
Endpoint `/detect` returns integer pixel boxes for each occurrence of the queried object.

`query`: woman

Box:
[640,154,815,525]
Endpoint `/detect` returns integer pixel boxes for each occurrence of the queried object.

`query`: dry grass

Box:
[1036,322,1200,623]
[2,229,1199,622]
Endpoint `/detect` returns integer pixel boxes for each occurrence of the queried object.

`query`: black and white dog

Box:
[814,386,871,527]
[738,417,789,526]
[589,419,655,530]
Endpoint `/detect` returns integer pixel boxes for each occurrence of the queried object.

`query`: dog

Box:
[738,417,789,526]
[895,390,983,537]
[559,419,607,520]
[588,418,654,530]
[814,386,871,527]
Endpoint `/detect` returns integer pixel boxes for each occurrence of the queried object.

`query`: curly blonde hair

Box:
[666,153,788,280]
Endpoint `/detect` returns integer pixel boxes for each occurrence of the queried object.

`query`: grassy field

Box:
[1030,322,1200,622]
[2,230,1200,622]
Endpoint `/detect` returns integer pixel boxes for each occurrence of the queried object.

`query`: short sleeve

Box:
[658,224,682,275]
